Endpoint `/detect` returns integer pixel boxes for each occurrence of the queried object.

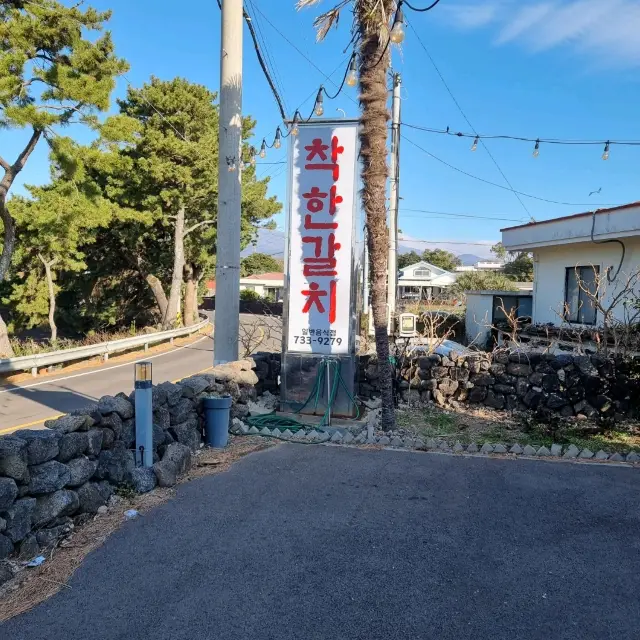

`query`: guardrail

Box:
[0,317,211,376]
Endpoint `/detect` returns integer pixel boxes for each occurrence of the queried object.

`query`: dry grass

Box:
[0,436,274,622]
[397,404,640,453]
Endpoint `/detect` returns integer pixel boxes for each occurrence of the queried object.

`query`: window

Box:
[565,266,599,325]
[413,268,431,278]
[492,295,532,322]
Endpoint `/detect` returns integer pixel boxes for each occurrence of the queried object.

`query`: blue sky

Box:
[6,0,640,258]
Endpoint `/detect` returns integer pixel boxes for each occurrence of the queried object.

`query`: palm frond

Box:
[296,0,324,9]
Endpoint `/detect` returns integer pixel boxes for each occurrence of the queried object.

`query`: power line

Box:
[402,0,443,11]
[246,0,289,115]
[399,208,526,222]
[402,122,640,147]
[251,3,359,108]
[399,237,496,246]
[402,134,623,208]
[406,19,534,221]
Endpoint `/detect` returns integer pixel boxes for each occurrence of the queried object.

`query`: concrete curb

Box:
[230,423,640,466]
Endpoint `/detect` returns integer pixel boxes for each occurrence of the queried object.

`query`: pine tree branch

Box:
[14,128,42,172]
[0,156,10,172]
[184,219,215,236]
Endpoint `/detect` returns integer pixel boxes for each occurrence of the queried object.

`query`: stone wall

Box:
[0,353,280,564]
[360,350,639,421]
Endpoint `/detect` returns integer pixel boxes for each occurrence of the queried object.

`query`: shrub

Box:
[239,289,261,302]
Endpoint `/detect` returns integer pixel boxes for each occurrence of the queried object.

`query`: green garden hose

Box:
[245,357,360,433]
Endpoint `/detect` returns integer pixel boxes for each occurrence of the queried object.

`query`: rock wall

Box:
[0,353,280,564]
[360,350,639,420]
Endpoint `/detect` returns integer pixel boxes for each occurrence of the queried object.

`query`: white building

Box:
[501,203,640,327]
[206,272,285,302]
[455,261,505,273]
[397,261,457,300]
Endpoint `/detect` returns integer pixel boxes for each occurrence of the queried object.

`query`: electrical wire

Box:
[322,53,356,100]
[402,0,443,11]
[246,0,290,115]
[399,238,497,246]
[590,210,626,282]
[402,134,623,208]
[402,123,640,147]
[406,19,535,222]
[215,0,288,122]
[399,208,525,222]
[251,2,359,108]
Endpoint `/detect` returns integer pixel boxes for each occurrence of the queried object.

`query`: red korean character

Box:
[305,135,344,180]
[301,281,337,324]
[301,282,326,314]
[302,233,341,277]
[329,185,343,215]
[304,214,337,230]
[302,186,328,213]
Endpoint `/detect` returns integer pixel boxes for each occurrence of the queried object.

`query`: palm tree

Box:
[298,0,398,429]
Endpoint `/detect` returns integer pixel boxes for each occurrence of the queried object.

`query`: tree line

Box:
[0,1,280,356]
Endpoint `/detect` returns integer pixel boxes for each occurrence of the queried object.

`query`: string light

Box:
[313,88,324,117]
[533,139,540,158]
[390,4,406,44]
[602,141,610,160]
[470,136,478,152]
[249,146,257,167]
[346,56,358,87]
[259,139,267,158]
[291,111,300,136]
[274,127,282,149]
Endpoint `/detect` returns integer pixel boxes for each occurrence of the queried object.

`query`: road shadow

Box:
[0,384,98,423]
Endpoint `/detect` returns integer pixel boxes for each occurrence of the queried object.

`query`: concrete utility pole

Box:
[215,0,243,364]
[387,72,401,315]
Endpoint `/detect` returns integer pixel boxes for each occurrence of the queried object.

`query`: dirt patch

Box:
[0,436,274,622]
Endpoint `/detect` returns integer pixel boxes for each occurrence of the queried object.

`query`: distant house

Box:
[239,272,285,302]
[455,260,505,273]
[501,203,640,327]
[397,261,457,300]
[205,272,285,302]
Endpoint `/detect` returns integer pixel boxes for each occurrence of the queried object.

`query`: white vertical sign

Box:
[286,122,358,355]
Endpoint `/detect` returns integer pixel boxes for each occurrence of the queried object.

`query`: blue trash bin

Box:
[203,395,233,448]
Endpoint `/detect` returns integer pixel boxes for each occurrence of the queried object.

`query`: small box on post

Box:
[134,362,153,467]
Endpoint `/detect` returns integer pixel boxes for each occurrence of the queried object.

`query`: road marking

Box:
[0,335,212,396]
[0,415,62,435]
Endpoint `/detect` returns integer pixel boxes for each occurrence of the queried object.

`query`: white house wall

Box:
[532,238,640,325]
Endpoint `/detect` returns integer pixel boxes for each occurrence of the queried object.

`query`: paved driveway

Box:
[4,445,640,639]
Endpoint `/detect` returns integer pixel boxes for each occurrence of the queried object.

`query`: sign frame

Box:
[281,118,361,358]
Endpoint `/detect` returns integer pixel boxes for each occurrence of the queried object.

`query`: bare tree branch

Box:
[14,128,42,172]
[0,156,10,172]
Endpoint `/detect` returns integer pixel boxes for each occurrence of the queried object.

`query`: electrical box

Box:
[398,313,418,338]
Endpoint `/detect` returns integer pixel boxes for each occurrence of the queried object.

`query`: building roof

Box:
[243,272,284,281]
[501,201,640,251]
[500,201,640,232]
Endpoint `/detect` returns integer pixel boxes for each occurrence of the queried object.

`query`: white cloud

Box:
[441,0,640,67]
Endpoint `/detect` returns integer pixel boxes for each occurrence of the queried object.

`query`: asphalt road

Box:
[4,446,640,639]
[0,313,282,434]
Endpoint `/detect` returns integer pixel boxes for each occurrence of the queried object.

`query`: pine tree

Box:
[0,0,127,354]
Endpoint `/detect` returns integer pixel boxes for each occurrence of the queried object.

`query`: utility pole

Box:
[214,0,243,364]
[387,72,401,316]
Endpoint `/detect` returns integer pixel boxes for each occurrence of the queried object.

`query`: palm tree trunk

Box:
[164,205,185,329]
[358,23,396,430]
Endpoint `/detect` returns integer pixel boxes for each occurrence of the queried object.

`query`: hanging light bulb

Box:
[470,136,479,152]
[314,88,324,117]
[602,141,610,161]
[228,161,236,172]
[390,4,405,44]
[259,139,267,159]
[346,56,358,88]
[533,139,540,158]
[291,112,300,137]
[274,127,282,149]
[249,146,257,167]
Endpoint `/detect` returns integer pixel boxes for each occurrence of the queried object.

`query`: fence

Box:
[0,317,210,375]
